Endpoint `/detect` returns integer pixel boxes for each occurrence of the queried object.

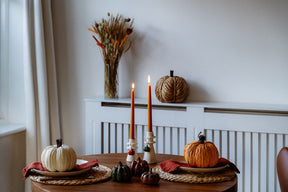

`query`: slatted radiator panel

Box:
[99,122,187,155]
[205,129,288,192]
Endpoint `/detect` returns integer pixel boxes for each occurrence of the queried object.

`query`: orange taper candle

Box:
[130,83,135,139]
[148,75,152,132]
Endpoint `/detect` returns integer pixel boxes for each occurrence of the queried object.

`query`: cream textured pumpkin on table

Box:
[41,139,77,172]
[184,133,219,168]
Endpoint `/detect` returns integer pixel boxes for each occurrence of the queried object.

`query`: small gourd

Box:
[155,70,188,103]
[141,168,160,185]
[111,161,132,182]
[41,139,77,172]
[183,132,219,168]
[130,157,149,177]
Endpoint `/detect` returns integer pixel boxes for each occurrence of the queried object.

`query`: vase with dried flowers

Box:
[89,13,134,98]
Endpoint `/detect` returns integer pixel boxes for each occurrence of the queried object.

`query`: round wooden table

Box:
[31,153,237,192]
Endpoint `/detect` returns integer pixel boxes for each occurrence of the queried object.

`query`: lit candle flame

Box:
[132,83,135,89]
[148,75,151,83]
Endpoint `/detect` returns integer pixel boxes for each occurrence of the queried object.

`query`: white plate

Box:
[32,159,91,177]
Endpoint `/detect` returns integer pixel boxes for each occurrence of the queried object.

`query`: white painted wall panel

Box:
[260,133,268,192]
[252,133,260,192]
[85,99,288,192]
[0,131,26,192]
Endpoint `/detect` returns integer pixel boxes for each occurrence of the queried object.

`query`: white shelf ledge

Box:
[0,121,26,138]
[84,96,288,114]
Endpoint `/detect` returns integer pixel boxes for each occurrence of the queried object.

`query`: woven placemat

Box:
[29,165,111,185]
[153,165,236,184]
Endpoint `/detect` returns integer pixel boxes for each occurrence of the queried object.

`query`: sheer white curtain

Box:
[23,0,61,165]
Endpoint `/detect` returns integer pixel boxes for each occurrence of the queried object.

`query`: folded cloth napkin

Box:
[22,159,99,179]
[159,158,240,174]
[74,159,98,170]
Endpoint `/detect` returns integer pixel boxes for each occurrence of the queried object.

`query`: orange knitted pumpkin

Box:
[183,133,219,168]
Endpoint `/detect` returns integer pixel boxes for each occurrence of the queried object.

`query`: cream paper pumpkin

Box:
[41,139,77,172]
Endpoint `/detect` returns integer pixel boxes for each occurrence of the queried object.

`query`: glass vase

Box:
[104,63,119,98]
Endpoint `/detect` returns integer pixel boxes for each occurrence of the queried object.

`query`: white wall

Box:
[51,0,288,155]
[0,131,26,192]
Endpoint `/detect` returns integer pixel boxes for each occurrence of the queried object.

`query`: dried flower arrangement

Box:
[89,12,134,98]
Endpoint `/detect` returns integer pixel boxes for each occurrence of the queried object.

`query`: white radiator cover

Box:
[85,97,288,192]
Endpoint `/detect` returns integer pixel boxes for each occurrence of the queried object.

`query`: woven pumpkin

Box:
[41,139,77,172]
[155,70,188,103]
[183,133,219,168]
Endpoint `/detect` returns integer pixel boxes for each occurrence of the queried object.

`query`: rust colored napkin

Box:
[159,158,240,174]
[22,159,99,179]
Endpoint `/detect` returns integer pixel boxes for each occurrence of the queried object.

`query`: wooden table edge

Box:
[31,153,238,192]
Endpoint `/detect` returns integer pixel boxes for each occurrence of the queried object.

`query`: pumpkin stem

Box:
[56,139,62,148]
[198,132,206,144]
[170,70,174,77]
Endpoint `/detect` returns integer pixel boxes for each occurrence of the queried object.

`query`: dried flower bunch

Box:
[89,12,134,98]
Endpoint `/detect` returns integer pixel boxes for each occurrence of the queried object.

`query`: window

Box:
[0,0,25,123]
[0,0,8,120]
